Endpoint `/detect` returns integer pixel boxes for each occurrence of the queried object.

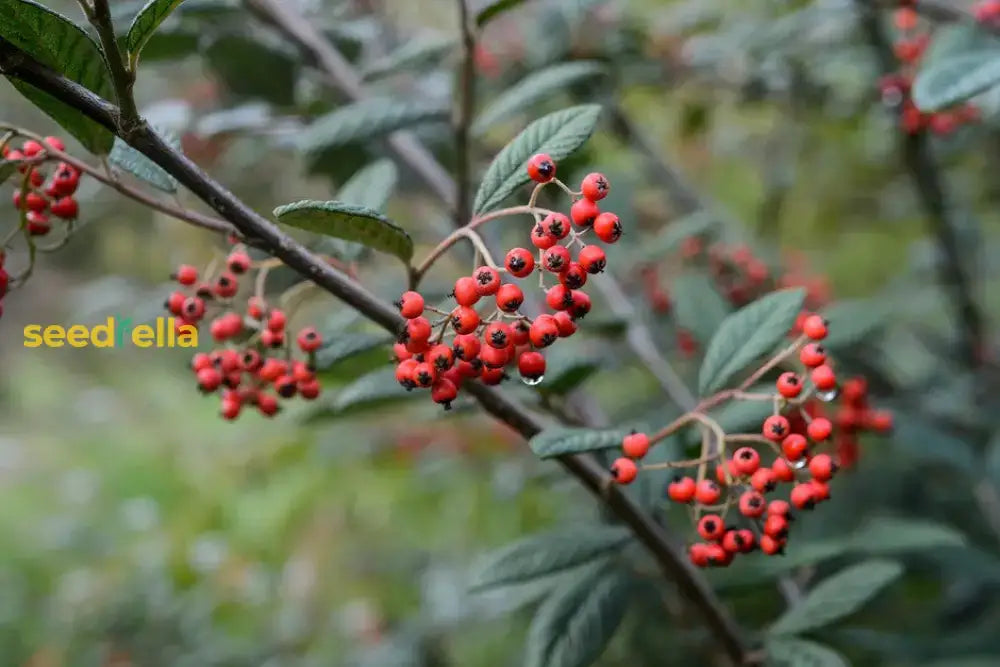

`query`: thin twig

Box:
[83,0,140,128]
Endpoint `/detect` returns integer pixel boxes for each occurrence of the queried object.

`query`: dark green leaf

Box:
[361,34,454,81]
[469,525,631,593]
[473,104,602,214]
[541,359,601,395]
[135,29,199,62]
[273,200,413,264]
[473,61,606,135]
[126,0,186,63]
[299,99,449,155]
[671,271,731,344]
[848,518,965,553]
[476,0,528,27]
[205,34,298,106]
[525,564,632,667]
[109,131,179,192]
[891,414,977,475]
[529,427,630,459]
[705,396,773,436]
[766,638,849,667]
[338,160,399,213]
[820,298,887,351]
[0,0,114,153]
[308,367,416,421]
[635,211,717,263]
[698,288,805,395]
[768,559,903,636]
[0,160,15,185]
[988,430,1000,488]
[314,331,394,378]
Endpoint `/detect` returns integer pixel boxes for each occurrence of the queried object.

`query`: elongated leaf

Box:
[0,0,114,153]
[126,0,186,62]
[891,413,977,475]
[473,61,606,135]
[525,564,632,667]
[705,395,773,436]
[672,272,731,344]
[530,427,630,459]
[338,160,399,213]
[636,210,717,263]
[849,518,965,554]
[109,130,179,192]
[205,34,298,106]
[766,638,849,667]
[273,200,413,263]
[821,298,887,351]
[469,526,631,593]
[361,34,454,81]
[473,104,602,214]
[769,560,903,636]
[988,430,1000,489]
[914,50,1000,112]
[0,160,15,185]
[698,288,805,395]
[299,99,449,154]
[307,367,416,421]
[314,332,394,380]
[541,359,601,395]
[477,0,527,26]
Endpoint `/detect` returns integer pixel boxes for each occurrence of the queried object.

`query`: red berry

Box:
[275,374,298,398]
[511,319,531,346]
[841,377,868,405]
[750,467,777,493]
[174,264,198,286]
[580,172,610,201]
[43,136,65,151]
[577,245,606,274]
[26,211,50,235]
[763,515,788,539]
[396,359,419,389]
[541,212,571,240]
[570,198,599,227]
[790,482,817,510]
[479,344,509,369]
[768,500,791,517]
[622,431,650,459]
[694,479,721,505]
[258,358,288,382]
[867,409,893,433]
[810,479,831,502]
[799,343,826,367]
[260,329,285,349]
[811,364,837,391]
[220,396,242,420]
[772,457,795,482]
[484,322,513,349]
[667,476,696,503]
[807,417,832,442]
[214,271,239,298]
[25,192,48,213]
[227,250,251,274]
[297,326,322,353]
[397,291,425,319]
[542,245,571,273]
[526,153,555,183]
[451,306,480,334]
[559,263,588,290]
[529,315,560,348]
[716,460,738,486]
[610,457,637,484]
[247,296,266,320]
[689,543,711,568]
[518,350,546,381]
[763,415,790,441]
[496,283,524,313]
[552,311,577,337]
[776,372,802,398]
[480,367,506,385]
[808,453,837,481]
[593,212,622,243]
[412,362,437,388]
[530,222,557,250]
[453,275,480,306]
[452,333,481,361]
[181,296,206,321]
[782,433,808,461]
[267,308,287,332]
[545,284,573,311]
[697,514,725,541]
[759,535,786,555]
[431,378,458,409]
[405,316,432,344]
[473,266,501,296]
[568,290,591,319]
[257,392,280,416]
[50,163,80,196]
[21,140,42,157]
[505,248,535,278]
[802,314,828,340]
[738,490,766,518]
[732,447,761,476]
[197,367,223,391]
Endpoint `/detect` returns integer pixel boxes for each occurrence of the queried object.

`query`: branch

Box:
[82,0,140,129]
[854,0,987,368]
[0,33,751,667]
[454,0,476,226]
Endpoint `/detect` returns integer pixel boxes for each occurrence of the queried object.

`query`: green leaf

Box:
[109,130,179,192]
[469,525,631,593]
[273,200,413,264]
[525,564,632,667]
[768,559,903,636]
[476,0,528,27]
[821,298,887,351]
[473,104,602,215]
[299,99,449,155]
[0,0,114,153]
[205,34,298,106]
[635,210,717,263]
[541,359,601,395]
[529,427,630,459]
[338,160,399,213]
[766,638,849,667]
[314,332,393,380]
[890,413,977,475]
[126,0,186,63]
[671,271,731,344]
[308,367,416,420]
[473,61,606,135]
[698,288,805,395]
[361,34,454,81]
[705,396,773,436]
[848,517,965,554]
[912,22,1000,112]
[0,160,15,186]
[988,430,1000,488]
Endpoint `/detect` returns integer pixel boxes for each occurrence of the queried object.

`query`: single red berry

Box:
[768,500,791,517]
[750,467,778,493]
[496,283,524,313]
[559,263,588,290]
[803,314,828,340]
[738,490,766,518]
[243,350,264,373]
[247,296,266,320]
[412,362,437,388]
[577,245,606,274]
[518,350,546,381]
[759,534,786,556]
[26,211,50,235]
[220,396,242,420]
[173,264,198,286]
[807,417,832,442]
[197,367,223,391]
[479,344,510,369]
[261,329,285,349]
[808,453,837,481]
[405,316,432,345]
[452,333,481,361]
[529,315,560,348]
[790,482,817,510]
[697,514,725,541]
[25,192,47,213]
[610,457,637,484]
[810,479,831,502]
[526,153,555,183]
[811,364,837,391]
[480,367,506,385]
[530,222,558,250]
[763,415,790,442]
[227,250,251,274]
[694,479,721,505]
[593,212,622,243]
[397,291,425,319]
[451,306,480,334]
[772,457,795,482]
[505,248,535,278]
[50,196,79,220]
[396,359,419,389]
[721,530,745,554]
[689,543,711,568]
[181,296,206,321]
[542,245,571,274]
[431,378,458,409]
[297,327,322,353]
[43,136,65,151]
[50,163,80,197]
[866,409,894,433]
[257,392,280,416]
[622,431,650,459]
[542,212,571,240]
[781,433,808,461]
[258,358,288,382]
[267,308,287,332]
[736,529,757,553]
[545,284,573,311]
[570,198,599,227]
[484,322,513,349]
[274,374,298,398]
[667,476,696,503]
[732,447,761,476]
[511,319,531,346]
[453,276,480,306]
[213,272,239,298]
[552,311,577,337]
[473,266,501,296]
[776,372,802,399]
[763,514,789,539]
[799,342,826,368]
[580,172,610,201]
[568,290,591,319]
[191,352,213,372]
[21,140,43,157]
[716,460,738,486]
[841,377,868,405]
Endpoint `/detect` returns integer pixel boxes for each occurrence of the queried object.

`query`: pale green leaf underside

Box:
[913,50,1000,112]
[273,200,413,263]
[126,0,187,61]
[529,427,631,459]
[298,99,449,154]
[766,638,849,667]
[109,130,180,192]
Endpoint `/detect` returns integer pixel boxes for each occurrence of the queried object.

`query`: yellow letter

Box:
[43,326,65,347]
[91,317,114,348]
[133,325,154,348]
[66,325,89,348]
[23,325,43,347]
[177,324,198,348]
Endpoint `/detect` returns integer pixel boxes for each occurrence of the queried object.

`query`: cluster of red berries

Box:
[392,154,620,408]
[607,315,892,566]
[165,249,324,420]
[3,136,81,236]
[883,4,983,135]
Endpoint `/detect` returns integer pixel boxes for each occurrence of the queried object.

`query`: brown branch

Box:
[454,0,476,226]
[0,31,751,667]
[83,0,140,129]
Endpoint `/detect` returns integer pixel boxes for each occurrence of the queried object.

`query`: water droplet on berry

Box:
[521,375,544,386]
[817,388,839,402]
[791,458,808,470]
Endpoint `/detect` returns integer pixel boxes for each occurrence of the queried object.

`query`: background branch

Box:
[453,0,476,227]
[83,0,140,128]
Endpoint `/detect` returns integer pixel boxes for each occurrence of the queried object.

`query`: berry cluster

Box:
[165,249,323,420]
[393,155,619,408]
[3,136,81,236]
[607,315,891,566]
[882,4,983,135]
